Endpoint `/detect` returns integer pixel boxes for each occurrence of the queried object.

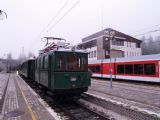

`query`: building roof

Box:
[82,28,142,43]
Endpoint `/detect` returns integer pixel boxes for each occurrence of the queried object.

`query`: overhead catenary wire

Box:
[39,0,69,37]
[29,0,80,55]
[134,29,160,37]
[130,23,160,35]
[46,0,80,33]
[29,0,71,50]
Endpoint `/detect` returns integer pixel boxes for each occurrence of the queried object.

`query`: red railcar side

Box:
[88,54,160,82]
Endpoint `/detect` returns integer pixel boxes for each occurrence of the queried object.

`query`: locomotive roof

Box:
[39,48,88,57]
[89,54,160,64]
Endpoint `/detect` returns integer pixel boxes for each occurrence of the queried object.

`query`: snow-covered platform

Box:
[88,79,160,119]
[0,73,57,120]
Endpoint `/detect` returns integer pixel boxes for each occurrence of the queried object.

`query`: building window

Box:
[112,39,124,46]
[136,43,141,48]
[126,51,128,57]
[94,50,96,57]
[91,51,93,58]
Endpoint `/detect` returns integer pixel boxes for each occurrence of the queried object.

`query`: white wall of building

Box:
[86,41,141,60]
[86,41,142,60]
[111,41,142,57]
[86,46,97,60]
[111,41,141,58]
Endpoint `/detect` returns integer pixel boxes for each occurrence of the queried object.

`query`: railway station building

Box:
[77,28,142,60]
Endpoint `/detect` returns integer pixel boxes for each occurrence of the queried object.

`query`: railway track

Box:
[50,101,108,120]
[27,81,109,120]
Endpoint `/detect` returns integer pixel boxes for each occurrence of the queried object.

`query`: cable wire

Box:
[130,24,160,35]
[46,0,80,33]
[29,0,70,50]
[39,0,69,36]
[134,29,160,37]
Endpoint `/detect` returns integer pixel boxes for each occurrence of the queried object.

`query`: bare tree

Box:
[141,36,149,55]
[7,52,12,60]
[141,35,160,55]
[155,36,160,54]
[6,53,12,72]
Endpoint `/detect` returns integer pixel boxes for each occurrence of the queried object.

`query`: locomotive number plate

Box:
[70,77,76,81]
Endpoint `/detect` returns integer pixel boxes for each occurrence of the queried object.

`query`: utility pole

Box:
[104,29,115,88]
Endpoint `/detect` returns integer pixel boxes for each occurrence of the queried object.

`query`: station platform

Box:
[88,79,160,118]
[0,73,56,120]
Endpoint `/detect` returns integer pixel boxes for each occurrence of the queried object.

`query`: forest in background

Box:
[141,35,160,55]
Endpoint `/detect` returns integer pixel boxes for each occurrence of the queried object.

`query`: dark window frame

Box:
[134,64,143,74]
[125,64,133,74]
[117,64,125,74]
[144,63,155,75]
[55,53,88,72]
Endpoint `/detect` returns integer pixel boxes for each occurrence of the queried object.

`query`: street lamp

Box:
[0,10,7,20]
[104,29,115,88]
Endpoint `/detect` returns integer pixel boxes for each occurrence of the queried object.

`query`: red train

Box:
[88,54,160,82]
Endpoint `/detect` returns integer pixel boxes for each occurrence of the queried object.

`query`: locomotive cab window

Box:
[144,63,155,75]
[56,55,65,70]
[81,56,87,71]
[55,52,87,71]
[67,55,81,71]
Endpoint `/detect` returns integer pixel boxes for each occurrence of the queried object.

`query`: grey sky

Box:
[0,0,160,58]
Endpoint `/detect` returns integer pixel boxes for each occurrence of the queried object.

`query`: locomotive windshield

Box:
[56,52,87,71]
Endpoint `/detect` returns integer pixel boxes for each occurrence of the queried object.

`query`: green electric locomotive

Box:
[34,37,90,96]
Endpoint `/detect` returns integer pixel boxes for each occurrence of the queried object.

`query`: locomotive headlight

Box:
[70,77,77,82]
